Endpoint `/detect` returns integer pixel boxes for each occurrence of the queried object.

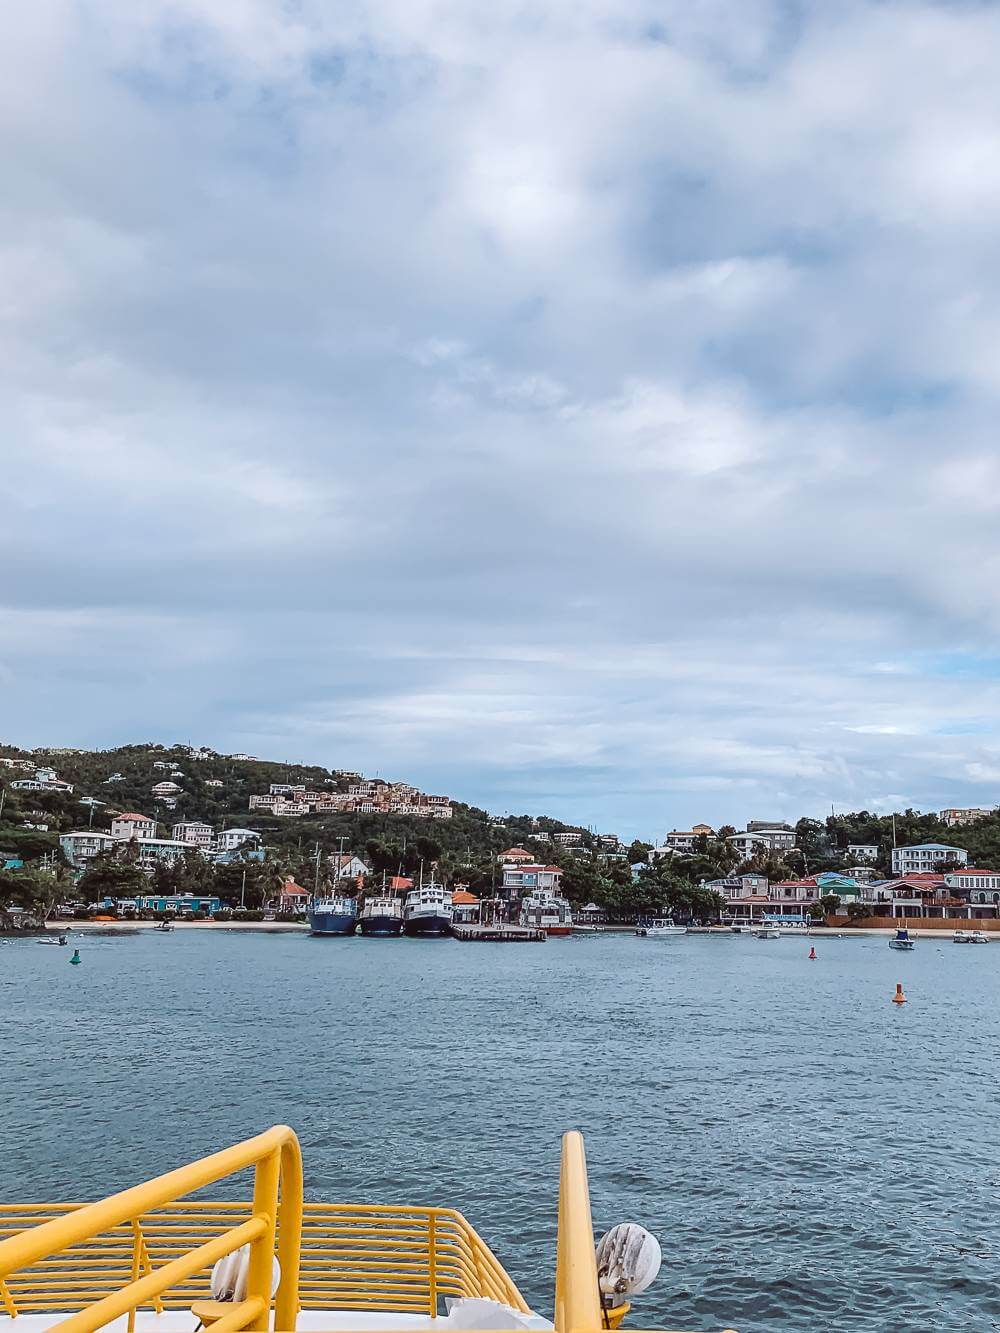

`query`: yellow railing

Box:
[0,1125,303,1333]
[554,1132,737,1333]
[0,1127,735,1333]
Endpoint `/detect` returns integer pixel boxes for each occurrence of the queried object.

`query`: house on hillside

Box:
[328,854,371,881]
[891,843,968,876]
[111,813,157,841]
[171,821,215,847]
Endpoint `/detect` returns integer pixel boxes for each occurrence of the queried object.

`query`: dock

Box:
[451,923,546,943]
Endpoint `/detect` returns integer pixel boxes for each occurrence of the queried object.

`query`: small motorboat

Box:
[888,927,915,950]
[954,929,988,944]
[635,918,687,938]
[752,925,780,939]
[154,921,174,933]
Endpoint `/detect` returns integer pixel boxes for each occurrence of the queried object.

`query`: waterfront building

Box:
[891,843,968,876]
[859,873,991,919]
[451,888,481,924]
[171,821,215,847]
[137,892,221,915]
[577,901,607,925]
[269,878,310,914]
[111,813,157,840]
[943,869,1000,916]
[500,862,564,902]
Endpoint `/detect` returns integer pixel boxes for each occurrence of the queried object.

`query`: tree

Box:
[77,850,146,902]
[627,840,652,865]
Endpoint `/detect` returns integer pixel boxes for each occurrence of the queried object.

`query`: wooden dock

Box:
[451,923,546,943]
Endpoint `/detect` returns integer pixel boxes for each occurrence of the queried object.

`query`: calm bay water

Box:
[2,929,998,1332]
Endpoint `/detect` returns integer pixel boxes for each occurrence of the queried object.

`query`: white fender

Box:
[595,1224,661,1305]
[210,1244,280,1303]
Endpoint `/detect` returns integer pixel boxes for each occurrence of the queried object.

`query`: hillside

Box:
[4,740,1000,919]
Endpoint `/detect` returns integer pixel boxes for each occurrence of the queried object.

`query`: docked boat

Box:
[953,929,988,944]
[309,894,357,937]
[889,927,915,950]
[635,918,686,937]
[402,876,453,937]
[752,925,780,939]
[0,1125,672,1333]
[358,893,403,937]
[519,887,574,935]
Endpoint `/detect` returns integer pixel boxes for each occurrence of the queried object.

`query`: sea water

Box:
[1,930,998,1332]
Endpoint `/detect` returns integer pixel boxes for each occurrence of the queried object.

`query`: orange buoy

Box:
[808,946,817,960]
[892,982,906,1004]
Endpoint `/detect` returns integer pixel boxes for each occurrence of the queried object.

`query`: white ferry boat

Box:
[403,875,453,938]
[0,1125,679,1333]
[519,888,574,936]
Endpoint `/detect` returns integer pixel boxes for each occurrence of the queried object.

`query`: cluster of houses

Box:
[60,816,263,875]
[249,779,452,819]
[6,765,75,795]
[705,843,998,923]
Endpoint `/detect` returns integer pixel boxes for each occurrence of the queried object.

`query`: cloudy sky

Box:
[4,1,1000,838]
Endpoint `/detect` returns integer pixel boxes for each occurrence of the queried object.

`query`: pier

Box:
[452,923,546,943]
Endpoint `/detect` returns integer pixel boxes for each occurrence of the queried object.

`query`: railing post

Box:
[428,1212,438,1318]
[554,1132,602,1333]
[274,1135,303,1332]
[248,1149,281,1332]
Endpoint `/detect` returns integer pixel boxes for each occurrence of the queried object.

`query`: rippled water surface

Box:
[2,929,998,1332]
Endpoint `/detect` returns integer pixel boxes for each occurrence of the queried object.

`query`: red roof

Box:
[280,879,309,897]
[389,875,413,891]
[116,813,152,822]
[452,890,479,905]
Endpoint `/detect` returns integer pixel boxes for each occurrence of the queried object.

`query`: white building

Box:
[133,838,200,870]
[171,821,215,847]
[111,813,157,841]
[205,779,224,788]
[152,781,182,797]
[552,832,582,845]
[891,843,969,876]
[59,831,119,868]
[11,776,75,794]
[328,854,371,880]
[215,828,261,853]
[847,843,879,861]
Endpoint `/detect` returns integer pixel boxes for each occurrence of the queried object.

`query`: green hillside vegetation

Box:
[3,741,1000,923]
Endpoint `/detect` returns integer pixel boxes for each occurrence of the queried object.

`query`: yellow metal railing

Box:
[554,1132,737,1333]
[0,1125,303,1333]
[0,1127,735,1333]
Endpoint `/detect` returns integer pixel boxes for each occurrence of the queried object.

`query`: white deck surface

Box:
[0,1309,551,1333]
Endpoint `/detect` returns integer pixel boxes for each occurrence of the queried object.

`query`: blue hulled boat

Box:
[359,893,403,937]
[309,894,358,937]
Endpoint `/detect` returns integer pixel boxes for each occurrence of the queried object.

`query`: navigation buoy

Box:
[892,982,906,1004]
[808,946,817,960]
[69,949,81,966]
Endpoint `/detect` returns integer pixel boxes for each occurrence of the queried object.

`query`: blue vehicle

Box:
[309,895,358,937]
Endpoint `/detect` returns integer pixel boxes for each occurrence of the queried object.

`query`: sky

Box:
[5,0,1000,840]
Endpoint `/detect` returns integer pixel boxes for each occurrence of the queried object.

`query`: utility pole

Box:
[240,869,247,909]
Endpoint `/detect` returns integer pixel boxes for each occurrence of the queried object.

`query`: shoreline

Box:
[39,921,986,939]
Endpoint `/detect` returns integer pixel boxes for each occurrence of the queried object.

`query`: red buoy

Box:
[808,946,817,960]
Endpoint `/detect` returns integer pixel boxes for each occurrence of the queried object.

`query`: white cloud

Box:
[4,1,1000,835]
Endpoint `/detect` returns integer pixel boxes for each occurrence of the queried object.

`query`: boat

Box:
[358,893,403,937]
[752,925,780,939]
[519,887,574,935]
[309,894,357,937]
[889,927,915,950]
[402,874,452,937]
[635,918,686,937]
[574,923,605,934]
[154,921,174,933]
[953,929,988,944]
[0,1124,672,1333]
